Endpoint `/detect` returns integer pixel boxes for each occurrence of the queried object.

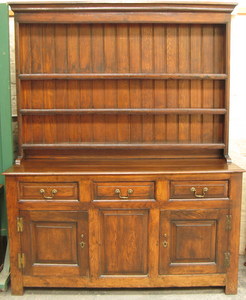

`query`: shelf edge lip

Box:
[21,143,226,150]
[3,169,244,176]
[19,108,227,115]
[18,73,228,80]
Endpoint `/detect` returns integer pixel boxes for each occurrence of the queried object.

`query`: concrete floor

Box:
[1,256,246,300]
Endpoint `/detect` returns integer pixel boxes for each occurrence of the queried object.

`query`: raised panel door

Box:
[99,209,148,276]
[20,210,89,276]
[159,209,229,275]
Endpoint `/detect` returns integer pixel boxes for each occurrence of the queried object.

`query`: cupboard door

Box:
[99,209,148,276]
[159,209,229,275]
[20,210,89,276]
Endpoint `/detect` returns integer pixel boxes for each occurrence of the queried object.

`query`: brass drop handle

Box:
[115,188,133,199]
[40,188,57,200]
[190,187,208,198]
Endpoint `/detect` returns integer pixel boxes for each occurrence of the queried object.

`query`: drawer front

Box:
[170,180,229,200]
[93,181,155,201]
[19,182,79,201]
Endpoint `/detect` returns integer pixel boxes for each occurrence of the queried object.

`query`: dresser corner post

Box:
[225,172,243,295]
[5,176,24,295]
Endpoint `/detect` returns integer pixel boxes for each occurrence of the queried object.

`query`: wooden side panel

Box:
[99,209,148,275]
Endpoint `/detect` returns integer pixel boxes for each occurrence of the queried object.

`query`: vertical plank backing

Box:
[104,25,117,142]
[19,24,31,74]
[154,25,166,143]
[178,25,190,143]
[55,82,67,144]
[92,81,105,143]
[43,25,56,144]
[79,24,92,72]
[213,82,225,143]
[154,81,166,143]
[67,25,80,142]
[79,24,93,142]
[129,25,142,142]
[202,25,214,143]
[30,24,43,144]
[19,25,32,145]
[91,24,104,73]
[91,25,104,142]
[67,25,79,73]
[141,25,154,143]
[166,25,178,143]
[117,24,130,143]
[80,83,93,143]
[190,25,202,143]
[54,25,67,73]
[79,24,92,142]
[54,24,68,143]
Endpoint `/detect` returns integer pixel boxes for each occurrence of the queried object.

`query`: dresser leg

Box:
[225,282,238,295]
[10,282,24,295]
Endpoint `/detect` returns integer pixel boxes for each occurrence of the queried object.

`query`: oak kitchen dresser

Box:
[4,0,244,295]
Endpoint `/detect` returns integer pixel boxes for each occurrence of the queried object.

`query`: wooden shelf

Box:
[20,108,227,115]
[18,73,228,80]
[22,143,226,150]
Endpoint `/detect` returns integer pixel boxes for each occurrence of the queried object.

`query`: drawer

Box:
[93,181,155,201]
[19,182,79,201]
[170,180,229,200]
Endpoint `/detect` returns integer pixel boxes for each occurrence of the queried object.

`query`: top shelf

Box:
[18,73,228,81]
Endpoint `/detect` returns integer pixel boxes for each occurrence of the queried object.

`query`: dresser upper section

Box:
[10,1,237,161]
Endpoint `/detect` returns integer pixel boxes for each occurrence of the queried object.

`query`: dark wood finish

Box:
[17,20,227,159]
[170,180,229,200]
[19,182,79,201]
[159,209,229,274]
[99,209,148,275]
[93,181,155,201]
[20,210,89,277]
[19,73,228,80]
[20,108,227,115]
[5,1,244,296]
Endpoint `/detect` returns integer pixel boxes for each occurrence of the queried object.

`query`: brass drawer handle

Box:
[115,188,133,199]
[190,187,208,198]
[40,188,57,200]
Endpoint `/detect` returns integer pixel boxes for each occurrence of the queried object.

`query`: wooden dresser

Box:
[5,1,244,295]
